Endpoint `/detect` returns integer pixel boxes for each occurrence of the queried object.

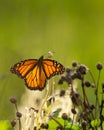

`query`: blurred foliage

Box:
[0,0,104,120]
[0,120,13,130]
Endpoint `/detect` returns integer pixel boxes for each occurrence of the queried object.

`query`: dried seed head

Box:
[16,112,22,118]
[34,126,37,130]
[84,81,91,87]
[44,123,49,129]
[58,76,65,84]
[78,65,87,75]
[47,51,53,58]
[77,73,83,80]
[62,113,68,120]
[11,120,16,127]
[102,83,104,89]
[81,121,87,129]
[72,61,77,67]
[9,97,17,104]
[70,91,81,105]
[40,123,44,128]
[40,123,49,129]
[65,74,72,84]
[71,108,77,114]
[58,79,63,84]
[65,67,71,73]
[100,115,104,121]
[59,90,66,97]
[96,62,103,70]
[56,126,63,130]
[90,104,95,110]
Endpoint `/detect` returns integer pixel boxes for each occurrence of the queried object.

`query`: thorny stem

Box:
[89,70,96,86]
[14,103,21,130]
[81,77,90,107]
[89,70,101,119]
[18,118,21,130]
[99,86,104,130]
[51,77,55,103]
[81,78,86,103]
[81,78,95,120]
[70,107,75,130]
[14,102,18,112]
[69,84,74,129]
[95,70,101,118]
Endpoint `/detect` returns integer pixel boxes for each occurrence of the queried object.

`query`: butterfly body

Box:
[10,56,65,90]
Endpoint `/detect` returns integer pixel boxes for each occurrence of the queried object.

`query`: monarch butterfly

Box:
[10,56,65,90]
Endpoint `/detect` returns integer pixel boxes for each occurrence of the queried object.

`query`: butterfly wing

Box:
[10,56,65,91]
[24,59,65,90]
[43,59,65,79]
[10,57,47,90]
[10,59,38,78]
[25,64,47,90]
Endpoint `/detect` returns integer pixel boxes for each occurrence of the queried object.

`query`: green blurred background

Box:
[0,0,104,120]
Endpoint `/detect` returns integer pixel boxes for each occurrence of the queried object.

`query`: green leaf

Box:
[48,117,64,130]
[0,120,13,130]
[91,119,101,127]
[65,122,83,130]
[52,108,62,118]
[48,117,82,130]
